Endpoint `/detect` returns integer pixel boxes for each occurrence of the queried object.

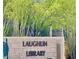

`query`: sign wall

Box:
[4,37,64,59]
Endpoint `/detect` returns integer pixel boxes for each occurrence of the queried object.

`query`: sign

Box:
[4,37,64,59]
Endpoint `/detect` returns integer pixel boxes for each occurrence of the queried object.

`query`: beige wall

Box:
[4,37,64,59]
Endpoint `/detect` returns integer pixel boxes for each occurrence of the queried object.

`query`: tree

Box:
[3,0,76,58]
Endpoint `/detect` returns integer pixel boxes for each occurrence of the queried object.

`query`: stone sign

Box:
[4,37,64,59]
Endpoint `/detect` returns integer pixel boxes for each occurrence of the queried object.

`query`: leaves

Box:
[4,0,76,58]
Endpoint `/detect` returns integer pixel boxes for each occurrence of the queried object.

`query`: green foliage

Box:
[3,0,76,58]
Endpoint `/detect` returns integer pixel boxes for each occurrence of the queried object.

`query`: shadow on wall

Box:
[3,38,9,59]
